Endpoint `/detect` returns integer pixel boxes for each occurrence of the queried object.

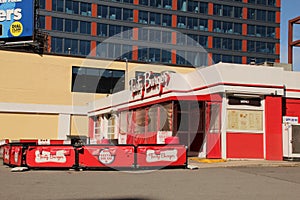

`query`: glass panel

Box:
[97,24,107,36]
[162,49,171,63]
[150,13,161,25]
[123,9,133,21]
[79,40,90,56]
[139,0,149,6]
[51,37,63,53]
[162,14,171,26]
[139,11,148,24]
[98,5,108,18]
[148,106,158,132]
[199,2,208,14]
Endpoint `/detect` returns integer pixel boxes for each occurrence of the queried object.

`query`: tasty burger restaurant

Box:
[87,62,300,161]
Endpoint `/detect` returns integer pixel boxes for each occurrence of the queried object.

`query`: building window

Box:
[199,35,208,47]
[79,40,91,56]
[150,13,161,25]
[213,54,242,64]
[248,8,277,22]
[199,2,208,14]
[96,42,133,61]
[139,11,148,24]
[138,47,148,62]
[267,11,276,22]
[80,2,91,16]
[97,5,108,19]
[163,0,172,9]
[72,67,125,94]
[65,0,79,14]
[139,0,149,6]
[122,26,133,39]
[52,0,64,12]
[247,57,275,64]
[149,48,161,62]
[65,19,79,33]
[64,38,78,54]
[80,21,91,34]
[178,0,187,11]
[177,16,186,28]
[97,23,108,36]
[38,15,45,29]
[39,0,46,9]
[138,29,148,41]
[162,31,172,44]
[150,0,162,9]
[52,17,64,31]
[149,30,161,43]
[162,14,172,26]
[109,7,122,20]
[162,49,172,63]
[248,25,276,38]
[122,45,133,60]
[123,9,133,21]
[51,37,63,53]
[109,25,122,37]
[247,41,276,53]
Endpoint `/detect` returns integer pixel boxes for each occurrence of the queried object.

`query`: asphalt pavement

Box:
[1,160,300,200]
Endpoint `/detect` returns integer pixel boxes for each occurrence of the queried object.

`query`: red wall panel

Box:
[285,98,300,118]
[227,133,264,159]
[207,133,221,158]
[265,96,282,160]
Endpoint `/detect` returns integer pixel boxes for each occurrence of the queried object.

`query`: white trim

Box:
[221,94,227,159]
[58,114,71,140]
[0,103,87,115]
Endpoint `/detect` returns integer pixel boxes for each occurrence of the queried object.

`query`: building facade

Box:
[37,0,280,66]
[0,50,194,141]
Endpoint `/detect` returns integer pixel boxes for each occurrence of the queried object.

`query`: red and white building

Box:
[87,63,300,161]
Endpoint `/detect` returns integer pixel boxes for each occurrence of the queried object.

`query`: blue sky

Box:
[281,0,300,70]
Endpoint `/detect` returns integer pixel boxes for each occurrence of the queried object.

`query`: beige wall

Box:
[0,113,58,141]
[0,50,195,106]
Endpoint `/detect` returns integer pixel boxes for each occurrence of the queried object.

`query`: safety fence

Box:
[2,143,187,170]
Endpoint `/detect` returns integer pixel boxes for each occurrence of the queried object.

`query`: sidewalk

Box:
[188,158,300,169]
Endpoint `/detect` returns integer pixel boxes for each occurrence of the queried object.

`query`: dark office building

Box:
[37,0,280,67]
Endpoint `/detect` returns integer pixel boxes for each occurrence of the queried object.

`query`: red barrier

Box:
[78,145,135,169]
[136,145,187,168]
[9,145,23,167]
[3,144,11,165]
[26,145,76,168]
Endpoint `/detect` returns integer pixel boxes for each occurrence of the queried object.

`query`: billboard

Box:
[0,0,34,41]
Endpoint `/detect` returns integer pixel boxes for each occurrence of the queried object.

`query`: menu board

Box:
[227,110,263,131]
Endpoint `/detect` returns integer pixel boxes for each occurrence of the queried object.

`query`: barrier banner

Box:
[136,145,187,168]
[26,145,76,168]
[78,145,135,169]
[3,144,11,165]
[9,145,23,167]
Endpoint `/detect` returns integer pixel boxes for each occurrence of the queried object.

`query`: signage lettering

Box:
[0,8,22,22]
[129,71,171,97]
[146,149,178,163]
[35,150,67,163]
[14,151,18,163]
